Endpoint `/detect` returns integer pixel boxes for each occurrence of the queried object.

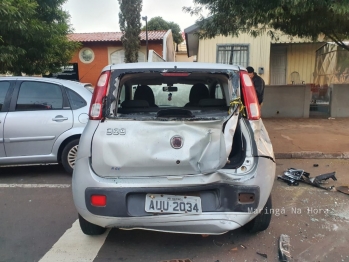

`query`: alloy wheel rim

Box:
[67,145,78,169]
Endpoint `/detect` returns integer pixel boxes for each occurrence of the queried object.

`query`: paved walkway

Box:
[263,118,349,159]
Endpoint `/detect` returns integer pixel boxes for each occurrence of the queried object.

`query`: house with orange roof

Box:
[68,30,175,85]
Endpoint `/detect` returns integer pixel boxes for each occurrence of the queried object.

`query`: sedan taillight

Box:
[89,71,111,120]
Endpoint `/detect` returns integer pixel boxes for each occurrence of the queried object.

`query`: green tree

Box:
[142,16,183,45]
[118,0,142,63]
[183,0,349,51]
[0,0,79,75]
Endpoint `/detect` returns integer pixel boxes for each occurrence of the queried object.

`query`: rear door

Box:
[4,80,73,157]
[0,80,11,157]
[90,70,240,178]
[91,119,229,177]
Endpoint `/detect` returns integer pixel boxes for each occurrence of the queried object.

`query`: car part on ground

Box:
[277,168,310,186]
[278,234,291,262]
[336,185,349,195]
[72,62,275,236]
[278,168,337,190]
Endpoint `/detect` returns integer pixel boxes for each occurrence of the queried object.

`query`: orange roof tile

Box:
[68,30,168,42]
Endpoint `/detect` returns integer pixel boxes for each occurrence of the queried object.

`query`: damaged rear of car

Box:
[72,62,275,235]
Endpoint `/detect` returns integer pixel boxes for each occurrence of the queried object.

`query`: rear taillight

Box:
[240,71,261,120]
[91,195,107,207]
[89,71,111,120]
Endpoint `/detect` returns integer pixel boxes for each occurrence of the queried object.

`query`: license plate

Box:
[145,194,202,214]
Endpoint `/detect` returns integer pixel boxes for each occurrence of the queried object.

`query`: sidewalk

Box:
[263,118,349,159]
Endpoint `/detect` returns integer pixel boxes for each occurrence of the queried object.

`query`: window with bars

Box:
[216,45,249,67]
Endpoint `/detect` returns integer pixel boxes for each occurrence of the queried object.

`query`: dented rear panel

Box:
[90,64,242,178]
[91,119,230,177]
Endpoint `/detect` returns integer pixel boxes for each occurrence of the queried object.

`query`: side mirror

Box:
[163,86,178,92]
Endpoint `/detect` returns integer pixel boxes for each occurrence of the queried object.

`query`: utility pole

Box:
[142,16,148,61]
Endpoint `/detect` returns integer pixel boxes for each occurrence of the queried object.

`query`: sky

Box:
[62,0,203,33]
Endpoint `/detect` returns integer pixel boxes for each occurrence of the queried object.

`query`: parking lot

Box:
[1,159,349,262]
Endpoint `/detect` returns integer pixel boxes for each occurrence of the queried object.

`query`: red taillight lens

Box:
[160,72,191,77]
[240,71,261,120]
[91,195,107,207]
[89,70,111,120]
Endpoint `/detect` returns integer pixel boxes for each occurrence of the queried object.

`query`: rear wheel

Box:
[244,195,272,233]
[61,139,79,174]
[78,214,106,235]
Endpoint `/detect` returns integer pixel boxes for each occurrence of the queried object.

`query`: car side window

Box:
[0,81,10,111]
[66,88,87,109]
[16,81,63,111]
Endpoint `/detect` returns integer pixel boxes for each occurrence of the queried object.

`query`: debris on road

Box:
[278,168,337,190]
[336,186,349,195]
[303,171,337,190]
[313,164,319,167]
[213,240,224,247]
[228,244,247,251]
[278,234,291,262]
[159,259,192,262]
[256,252,268,258]
[277,168,309,186]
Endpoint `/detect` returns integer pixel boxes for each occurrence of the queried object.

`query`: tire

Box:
[78,214,106,235]
[244,195,272,233]
[61,139,79,174]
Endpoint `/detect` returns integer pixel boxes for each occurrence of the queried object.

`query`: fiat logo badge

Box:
[170,136,183,149]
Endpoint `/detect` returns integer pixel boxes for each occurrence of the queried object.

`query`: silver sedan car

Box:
[0,77,92,173]
[73,62,275,235]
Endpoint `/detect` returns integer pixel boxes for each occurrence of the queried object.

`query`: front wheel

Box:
[78,214,106,235]
[244,195,272,233]
[61,139,79,174]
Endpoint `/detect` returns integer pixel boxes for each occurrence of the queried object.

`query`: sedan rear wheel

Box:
[61,139,79,174]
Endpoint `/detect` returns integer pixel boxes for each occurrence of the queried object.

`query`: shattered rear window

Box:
[108,72,234,119]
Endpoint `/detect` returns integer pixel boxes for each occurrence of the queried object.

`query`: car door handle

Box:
[52,116,68,122]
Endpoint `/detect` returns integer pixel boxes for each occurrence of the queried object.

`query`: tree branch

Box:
[325,33,349,52]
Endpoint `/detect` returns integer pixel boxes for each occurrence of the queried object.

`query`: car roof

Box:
[0,76,92,98]
[103,62,245,72]
[0,76,82,84]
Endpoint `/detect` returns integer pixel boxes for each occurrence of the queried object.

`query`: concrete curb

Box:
[275,151,349,159]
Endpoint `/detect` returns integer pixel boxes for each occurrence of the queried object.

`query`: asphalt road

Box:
[0,159,349,262]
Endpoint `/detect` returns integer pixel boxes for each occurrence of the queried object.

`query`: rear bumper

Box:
[78,209,256,235]
[73,156,275,234]
[85,184,260,217]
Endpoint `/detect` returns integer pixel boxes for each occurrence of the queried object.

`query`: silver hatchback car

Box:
[0,77,92,173]
[73,62,275,235]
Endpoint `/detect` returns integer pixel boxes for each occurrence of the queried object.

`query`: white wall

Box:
[262,85,312,118]
[197,33,271,84]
